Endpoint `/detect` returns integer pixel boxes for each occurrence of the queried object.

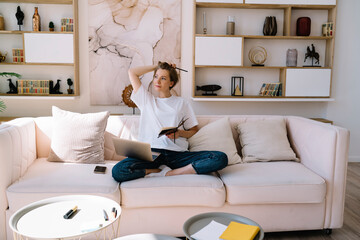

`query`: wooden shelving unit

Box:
[193,0,337,101]
[0,0,79,97]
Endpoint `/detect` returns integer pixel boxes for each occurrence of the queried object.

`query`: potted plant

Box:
[0,72,22,78]
[49,21,55,32]
[67,78,73,94]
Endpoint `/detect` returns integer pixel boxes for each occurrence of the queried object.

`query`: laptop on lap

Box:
[112,138,160,162]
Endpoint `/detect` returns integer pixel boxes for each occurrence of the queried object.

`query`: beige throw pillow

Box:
[47,106,110,164]
[188,117,242,165]
[236,118,298,163]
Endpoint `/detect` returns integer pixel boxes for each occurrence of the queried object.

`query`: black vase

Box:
[263,16,277,36]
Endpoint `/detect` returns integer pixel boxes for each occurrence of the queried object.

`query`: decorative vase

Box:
[0,15,4,30]
[32,7,41,31]
[286,49,298,67]
[296,17,311,36]
[263,16,277,36]
[226,16,235,35]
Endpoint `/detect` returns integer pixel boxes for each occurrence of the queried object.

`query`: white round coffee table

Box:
[115,233,181,240]
[9,195,121,240]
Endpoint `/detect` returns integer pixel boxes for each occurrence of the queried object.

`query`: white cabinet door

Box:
[24,33,74,64]
[195,37,243,66]
[285,69,331,97]
[245,0,336,5]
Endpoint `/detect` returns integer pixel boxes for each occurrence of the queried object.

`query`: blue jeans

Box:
[112,148,228,183]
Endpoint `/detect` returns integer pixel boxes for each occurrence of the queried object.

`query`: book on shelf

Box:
[17,80,51,95]
[61,18,74,32]
[219,221,260,240]
[259,82,282,97]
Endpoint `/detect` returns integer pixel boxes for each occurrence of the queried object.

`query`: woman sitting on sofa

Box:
[112,62,228,183]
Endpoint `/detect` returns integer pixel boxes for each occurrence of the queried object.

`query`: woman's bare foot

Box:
[165,164,196,176]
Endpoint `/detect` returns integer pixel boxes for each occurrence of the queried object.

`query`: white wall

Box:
[0,0,358,161]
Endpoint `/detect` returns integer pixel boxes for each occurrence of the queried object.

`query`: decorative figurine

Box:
[49,21,55,32]
[67,78,73,94]
[50,79,62,94]
[0,51,7,63]
[249,46,267,66]
[15,6,24,31]
[7,79,18,94]
[263,16,277,36]
[231,76,244,96]
[32,7,41,31]
[196,85,221,96]
[122,84,137,114]
[304,44,320,67]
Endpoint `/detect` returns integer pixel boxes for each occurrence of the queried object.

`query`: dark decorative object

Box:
[49,21,55,32]
[0,51,6,63]
[296,17,311,36]
[15,6,24,31]
[7,79,18,94]
[231,76,244,96]
[67,78,73,94]
[32,7,41,31]
[286,49,298,67]
[304,44,320,67]
[122,84,137,114]
[263,16,277,36]
[50,79,63,94]
[196,85,221,96]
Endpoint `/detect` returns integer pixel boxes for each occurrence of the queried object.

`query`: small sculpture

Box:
[304,44,320,67]
[196,85,221,96]
[231,76,244,96]
[7,79,18,94]
[49,21,55,32]
[32,7,41,31]
[0,51,7,63]
[67,78,73,94]
[50,79,63,94]
[249,46,267,66]
[15,6,24,31]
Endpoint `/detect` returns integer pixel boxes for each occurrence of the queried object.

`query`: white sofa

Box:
[0,115,350,239]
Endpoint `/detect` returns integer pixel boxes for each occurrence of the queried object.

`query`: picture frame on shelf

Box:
[231,76,244,96]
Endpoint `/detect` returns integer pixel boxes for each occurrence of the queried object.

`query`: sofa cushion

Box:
[188,117,241,165]
[236,118,298,162]
[218,162,326,205]
[6,158,119,211]
[47,106,110,164]
[120,173,225,208]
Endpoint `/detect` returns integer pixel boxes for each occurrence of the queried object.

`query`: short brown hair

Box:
[153,61,179,89]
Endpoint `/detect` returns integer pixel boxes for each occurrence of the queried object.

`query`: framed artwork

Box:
[88,0,182,105]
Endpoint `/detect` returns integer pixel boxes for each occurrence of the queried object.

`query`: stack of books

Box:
[61,18,74,32]
[259,83,282,96]
[18,80,50,95]
[322,22,334,37]
[12,49,24,63]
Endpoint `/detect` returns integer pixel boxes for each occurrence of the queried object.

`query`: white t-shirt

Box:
[131,85,198,152]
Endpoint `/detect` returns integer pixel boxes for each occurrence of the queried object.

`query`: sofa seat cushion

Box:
[120,173,225,208]
[6,158,119,211]
[219,162,326,205]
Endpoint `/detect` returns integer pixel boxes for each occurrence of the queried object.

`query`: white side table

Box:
[9,195,121,240]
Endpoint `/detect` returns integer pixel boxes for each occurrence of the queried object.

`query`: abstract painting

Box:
[88,0,181,105]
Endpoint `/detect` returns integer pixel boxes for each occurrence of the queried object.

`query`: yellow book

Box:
[220,221,260,240]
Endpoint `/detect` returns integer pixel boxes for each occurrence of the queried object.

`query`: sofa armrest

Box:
[0,118,36,239]
[287,116,350,229]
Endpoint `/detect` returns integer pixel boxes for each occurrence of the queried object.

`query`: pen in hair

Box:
[175,67,188,72]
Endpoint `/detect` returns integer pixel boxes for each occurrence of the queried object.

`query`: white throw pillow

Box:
[47,106,110,164]
[188,117,242,165]
[236,118,298,163]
